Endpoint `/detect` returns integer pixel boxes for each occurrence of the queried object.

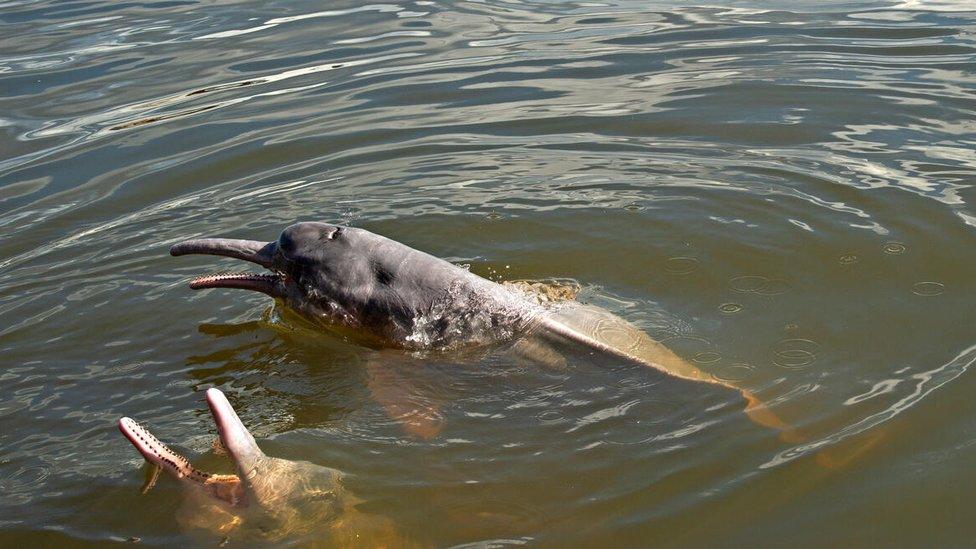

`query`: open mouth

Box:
[171,238,285,297]
[189,271,283,293]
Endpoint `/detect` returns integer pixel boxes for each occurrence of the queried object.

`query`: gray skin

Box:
[171,222,792,437]
[172,222,531,349]
[118,389,400,543]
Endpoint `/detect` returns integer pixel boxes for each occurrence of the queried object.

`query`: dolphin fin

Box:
[510,337,568,370]
[814,424,890,470]
[363,355,445,439]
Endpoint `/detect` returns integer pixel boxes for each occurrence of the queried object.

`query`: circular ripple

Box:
[659,335,712,356]
[711,362,757,383]
[444,496,548,535]
[603,411,663,446]
[0,465,50,505]
[756,278,791,296]
[718,302,743,314]
[838,253,859,266]
[911,281,945,297]
[772,338,820,370]
[614,376,651,391]
[693,351,722,365]
[729,275,768,293]
[536,410,565,424]
[664,257,700,275]
[883,241,907,255]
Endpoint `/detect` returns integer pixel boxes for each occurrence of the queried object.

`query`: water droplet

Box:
[883,241,907,255]
[911,281,944,296]
[838,254,859,265]
[485,211,501,220]
[664,257,699,275]
[718,302,743,314]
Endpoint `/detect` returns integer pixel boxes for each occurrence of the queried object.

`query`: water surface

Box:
[2,0,976,546]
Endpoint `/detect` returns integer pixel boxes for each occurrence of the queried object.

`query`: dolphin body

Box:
[171,222,789,436]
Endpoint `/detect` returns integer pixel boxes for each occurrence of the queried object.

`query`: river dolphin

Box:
[118,388,401,543]
[170,222,791,437]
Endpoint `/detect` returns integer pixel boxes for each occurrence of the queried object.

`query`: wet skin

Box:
[118,389,399,544]
[171,222,792,437]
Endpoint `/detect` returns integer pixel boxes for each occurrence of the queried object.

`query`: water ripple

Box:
[1,0,975,545]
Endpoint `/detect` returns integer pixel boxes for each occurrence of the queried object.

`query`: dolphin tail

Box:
[740,389,803,443]
[814,427,889,470]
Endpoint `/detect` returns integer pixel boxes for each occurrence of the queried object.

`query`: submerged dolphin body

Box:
[118,389,401,544]
[171,222,790,437]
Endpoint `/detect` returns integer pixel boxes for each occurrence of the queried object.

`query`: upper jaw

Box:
[170,238,286,297]
[170,238,277,267]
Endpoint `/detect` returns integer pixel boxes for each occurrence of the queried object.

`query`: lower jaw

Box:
[189,272,283,297]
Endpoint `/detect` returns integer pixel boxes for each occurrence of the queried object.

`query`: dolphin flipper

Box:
[362,353,446,440]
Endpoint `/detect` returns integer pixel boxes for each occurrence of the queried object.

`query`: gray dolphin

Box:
[118,388,402,543]
[171,222,792,437]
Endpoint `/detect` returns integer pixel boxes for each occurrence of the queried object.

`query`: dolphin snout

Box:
[170,238,277,268]
[170,238,284,297]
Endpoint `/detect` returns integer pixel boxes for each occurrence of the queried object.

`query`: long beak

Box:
[170,238,276,267]
[118,390,257,508]
[206,388,265,477]
[170,238,284,297]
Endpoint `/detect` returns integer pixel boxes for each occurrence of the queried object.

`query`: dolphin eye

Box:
[374,264,394,286]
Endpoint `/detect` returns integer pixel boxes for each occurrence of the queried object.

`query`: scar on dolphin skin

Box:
[169,222,795,439]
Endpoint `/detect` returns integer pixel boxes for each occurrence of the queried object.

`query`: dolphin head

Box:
[171,222,432,339]
[119,388,347,540]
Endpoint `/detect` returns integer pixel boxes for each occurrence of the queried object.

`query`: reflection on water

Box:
[1,0,975,545]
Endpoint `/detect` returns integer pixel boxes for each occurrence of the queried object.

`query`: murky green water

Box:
[2,0,976,546]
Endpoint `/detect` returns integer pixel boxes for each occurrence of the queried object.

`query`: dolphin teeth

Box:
[189,272,280,285]
[191,271,276,281]
[187,272,284,296]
